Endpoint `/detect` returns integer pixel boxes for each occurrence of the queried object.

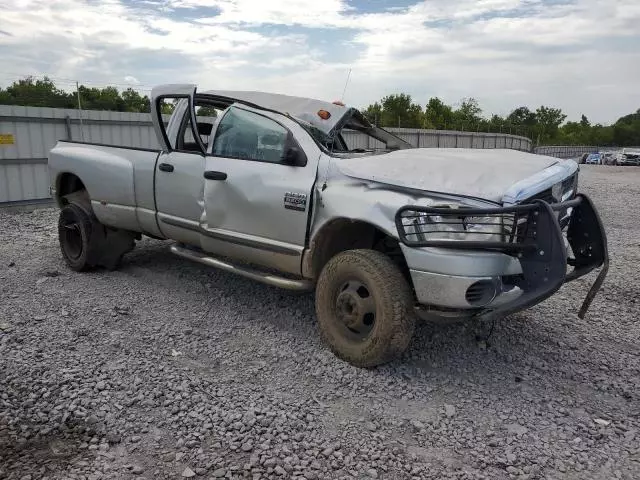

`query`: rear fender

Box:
[49,143,138,229]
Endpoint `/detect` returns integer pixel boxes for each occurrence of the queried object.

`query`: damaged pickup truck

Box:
[48,84,608,367]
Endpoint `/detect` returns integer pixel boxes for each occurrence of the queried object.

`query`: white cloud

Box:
[0,0,639,123]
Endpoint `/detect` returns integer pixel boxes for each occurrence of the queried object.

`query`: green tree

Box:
[612,108,640,145]
[0,76,74,108]
[362,102,383,125]
[0,76,152,113]
[590,124,615,146]
[453,97,482,130]
[487,114,505,133]
[78,86,125,111]
[534,106,567,144]
[122,88,150,112]
[197,106,218,117]
[507,106,536,124]
[160,100,177,115]
[424,97,454,129]
[379,94,425,128]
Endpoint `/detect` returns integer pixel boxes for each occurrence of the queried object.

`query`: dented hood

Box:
[337,148,560,203]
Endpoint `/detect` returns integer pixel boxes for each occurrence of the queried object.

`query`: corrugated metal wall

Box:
[531,145,640,159]
[0,105,532,206]
[0,105,162,205]
[533,145,599,159]
[342,127,531,152]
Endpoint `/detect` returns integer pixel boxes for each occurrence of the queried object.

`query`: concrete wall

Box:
[0,105,532,206]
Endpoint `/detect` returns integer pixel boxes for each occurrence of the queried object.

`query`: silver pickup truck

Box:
[48,84,608,367]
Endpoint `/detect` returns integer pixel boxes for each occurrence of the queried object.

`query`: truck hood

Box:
[337,148,566,203]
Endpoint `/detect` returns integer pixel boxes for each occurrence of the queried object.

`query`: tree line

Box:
[0,77,151,113]
[1,76,639,146]
[363,94,640,147]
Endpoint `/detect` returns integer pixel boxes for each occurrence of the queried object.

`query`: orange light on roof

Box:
[318,109,331,120]
[332,100,345,106]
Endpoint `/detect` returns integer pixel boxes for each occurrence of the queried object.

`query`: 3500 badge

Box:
[283,192,307,211]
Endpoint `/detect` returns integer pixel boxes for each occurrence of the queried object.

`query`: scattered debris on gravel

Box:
[1,166,639,479]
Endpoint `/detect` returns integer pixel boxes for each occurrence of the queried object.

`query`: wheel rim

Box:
[333,279,376,341]
[60,214,83,260]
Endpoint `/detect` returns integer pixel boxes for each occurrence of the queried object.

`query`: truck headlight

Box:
[399,207,504,243]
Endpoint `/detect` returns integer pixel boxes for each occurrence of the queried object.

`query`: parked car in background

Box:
[600,151,619,165]
[619,148,640,166]
[585,153,602,165]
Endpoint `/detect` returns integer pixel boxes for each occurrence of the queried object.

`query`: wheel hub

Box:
[60,215,83,260]
[336,291,360,328]
[334,280,376,339]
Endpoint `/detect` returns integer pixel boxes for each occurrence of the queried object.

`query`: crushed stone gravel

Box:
[1,165,639,479]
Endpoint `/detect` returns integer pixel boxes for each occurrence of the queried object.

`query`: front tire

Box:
[315,249,416,368]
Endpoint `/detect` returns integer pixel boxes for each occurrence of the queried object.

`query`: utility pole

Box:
[76,81,85,141]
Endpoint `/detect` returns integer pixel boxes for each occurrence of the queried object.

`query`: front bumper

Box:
[396,194,609,319]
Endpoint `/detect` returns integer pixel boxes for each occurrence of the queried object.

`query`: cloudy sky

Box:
[1,0,639,123]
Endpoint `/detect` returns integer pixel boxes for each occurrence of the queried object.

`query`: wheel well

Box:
[56,173,86,205]
[306,218,409,281]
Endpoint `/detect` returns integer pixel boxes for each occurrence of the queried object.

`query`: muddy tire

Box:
[58,203,98,272]
[315,249,416,368]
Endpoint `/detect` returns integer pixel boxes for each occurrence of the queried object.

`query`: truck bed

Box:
[48,140,162,237]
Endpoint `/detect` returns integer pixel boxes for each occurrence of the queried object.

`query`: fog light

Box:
[465,280,498,306]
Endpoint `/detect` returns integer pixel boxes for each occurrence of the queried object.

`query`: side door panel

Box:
[151,86,206,245]
[201,106,320,275]
[155,150,205,246]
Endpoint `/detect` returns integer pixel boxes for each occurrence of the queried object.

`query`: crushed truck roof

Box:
[202,90,351,134]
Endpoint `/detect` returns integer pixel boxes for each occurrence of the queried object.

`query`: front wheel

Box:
[315,249,416,368]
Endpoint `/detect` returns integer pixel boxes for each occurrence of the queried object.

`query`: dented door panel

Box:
[200,159,314,275]
[201,107,321,275]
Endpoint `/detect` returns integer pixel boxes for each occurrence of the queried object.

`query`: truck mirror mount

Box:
[283,146,303,166]
[283,133,307,167]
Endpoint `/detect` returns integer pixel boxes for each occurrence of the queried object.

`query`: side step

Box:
[170,244,314,291]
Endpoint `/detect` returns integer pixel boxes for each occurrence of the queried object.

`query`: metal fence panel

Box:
[533,145,600,159]
[342,127,532,153]
[0,105,169,205]
[1,105,533,206]
[532,145,640,159]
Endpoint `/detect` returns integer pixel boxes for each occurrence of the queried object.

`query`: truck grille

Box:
[529,188,555,204]
[506,172,578,239]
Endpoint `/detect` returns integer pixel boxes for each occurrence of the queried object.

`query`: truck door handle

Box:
[159,163,174,173]
[204,171,227,181]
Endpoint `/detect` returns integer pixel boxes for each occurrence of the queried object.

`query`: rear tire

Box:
[315,249,416,368]
[58,203,98,272]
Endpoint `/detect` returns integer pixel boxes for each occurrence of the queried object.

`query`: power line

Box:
[0,72,154,91]
[0,71,155,88]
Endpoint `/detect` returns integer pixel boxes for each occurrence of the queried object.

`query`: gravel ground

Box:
[1,165,639,480]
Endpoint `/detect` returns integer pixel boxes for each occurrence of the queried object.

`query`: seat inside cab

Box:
[179,120,214,152]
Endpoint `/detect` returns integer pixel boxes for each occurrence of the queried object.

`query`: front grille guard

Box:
[395,194,609,319]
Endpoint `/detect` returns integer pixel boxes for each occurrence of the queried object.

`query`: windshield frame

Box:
[296,108,414,156]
